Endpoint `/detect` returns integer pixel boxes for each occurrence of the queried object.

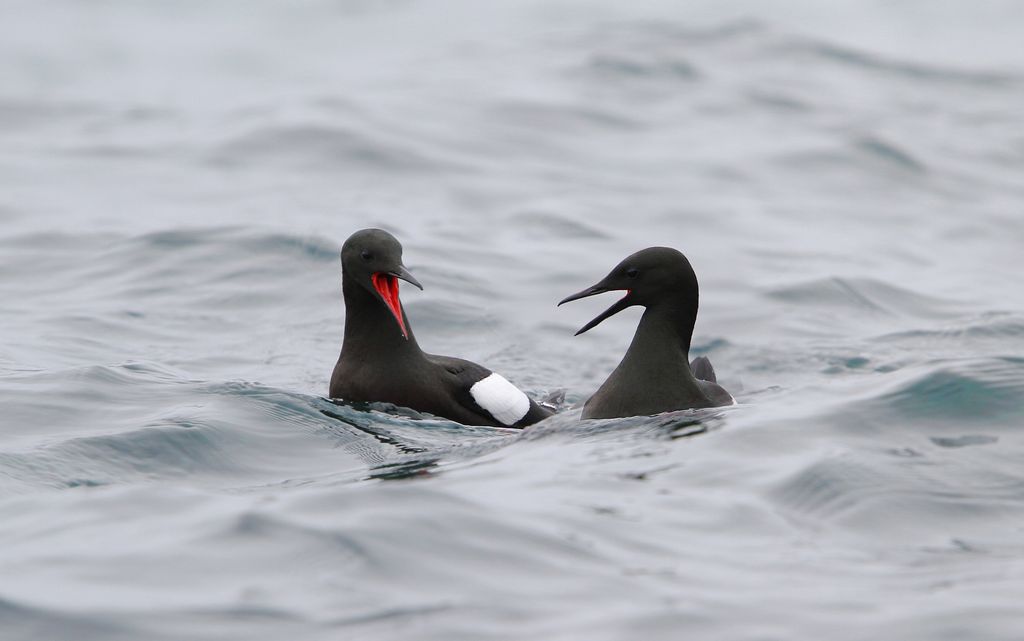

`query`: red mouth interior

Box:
[371,273,408,338]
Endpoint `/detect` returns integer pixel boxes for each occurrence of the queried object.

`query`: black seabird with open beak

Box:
[330,228,553,428]
[558,246,735,419]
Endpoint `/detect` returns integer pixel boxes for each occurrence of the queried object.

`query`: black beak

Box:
[558,283,633,336]
[390,265,423,290]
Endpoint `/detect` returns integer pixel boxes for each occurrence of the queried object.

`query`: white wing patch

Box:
[469,373,530,426]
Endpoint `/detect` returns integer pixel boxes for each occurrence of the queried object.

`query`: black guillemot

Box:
[558,246,734,419]
[330,229,552,428]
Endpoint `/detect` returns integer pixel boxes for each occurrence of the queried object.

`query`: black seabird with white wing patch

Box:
[329,229,552,428]
[558,246,734,419]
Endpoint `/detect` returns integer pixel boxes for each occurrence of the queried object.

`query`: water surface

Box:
[2,1,1024,639]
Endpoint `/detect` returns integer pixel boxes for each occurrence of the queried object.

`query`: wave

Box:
[773,133,930,177]
[0,596,131,641]
[876,314,1024,343]
[207,123,462,174]
[770,450,1024,541]
[779,37,1022,88]
[0,362,534,492]
[766,277,956,318]
[868,357,1024,425]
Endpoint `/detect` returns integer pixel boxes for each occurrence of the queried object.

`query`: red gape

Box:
[371,273,408,338]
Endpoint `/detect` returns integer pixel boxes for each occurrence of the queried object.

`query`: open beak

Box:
[558,283,633,336]
[392,265,422,291]
[371,265,423,339]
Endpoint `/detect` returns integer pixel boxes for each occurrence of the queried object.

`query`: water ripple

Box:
[781,37,1023,87]
[207,124,461,173]
[766,277,956,317]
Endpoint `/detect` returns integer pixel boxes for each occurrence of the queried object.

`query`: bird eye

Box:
[361,250,373,261]
[626,268,640,278]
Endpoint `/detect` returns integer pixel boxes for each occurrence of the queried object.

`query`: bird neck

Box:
[618,299,698,378]
[340,275,424,362]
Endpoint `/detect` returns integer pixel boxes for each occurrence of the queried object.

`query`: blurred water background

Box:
[2,0,1024,639]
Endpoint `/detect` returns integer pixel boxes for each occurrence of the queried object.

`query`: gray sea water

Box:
[2,1,1024,639]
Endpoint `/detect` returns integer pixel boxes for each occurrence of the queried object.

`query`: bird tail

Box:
[690,356,717,383]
